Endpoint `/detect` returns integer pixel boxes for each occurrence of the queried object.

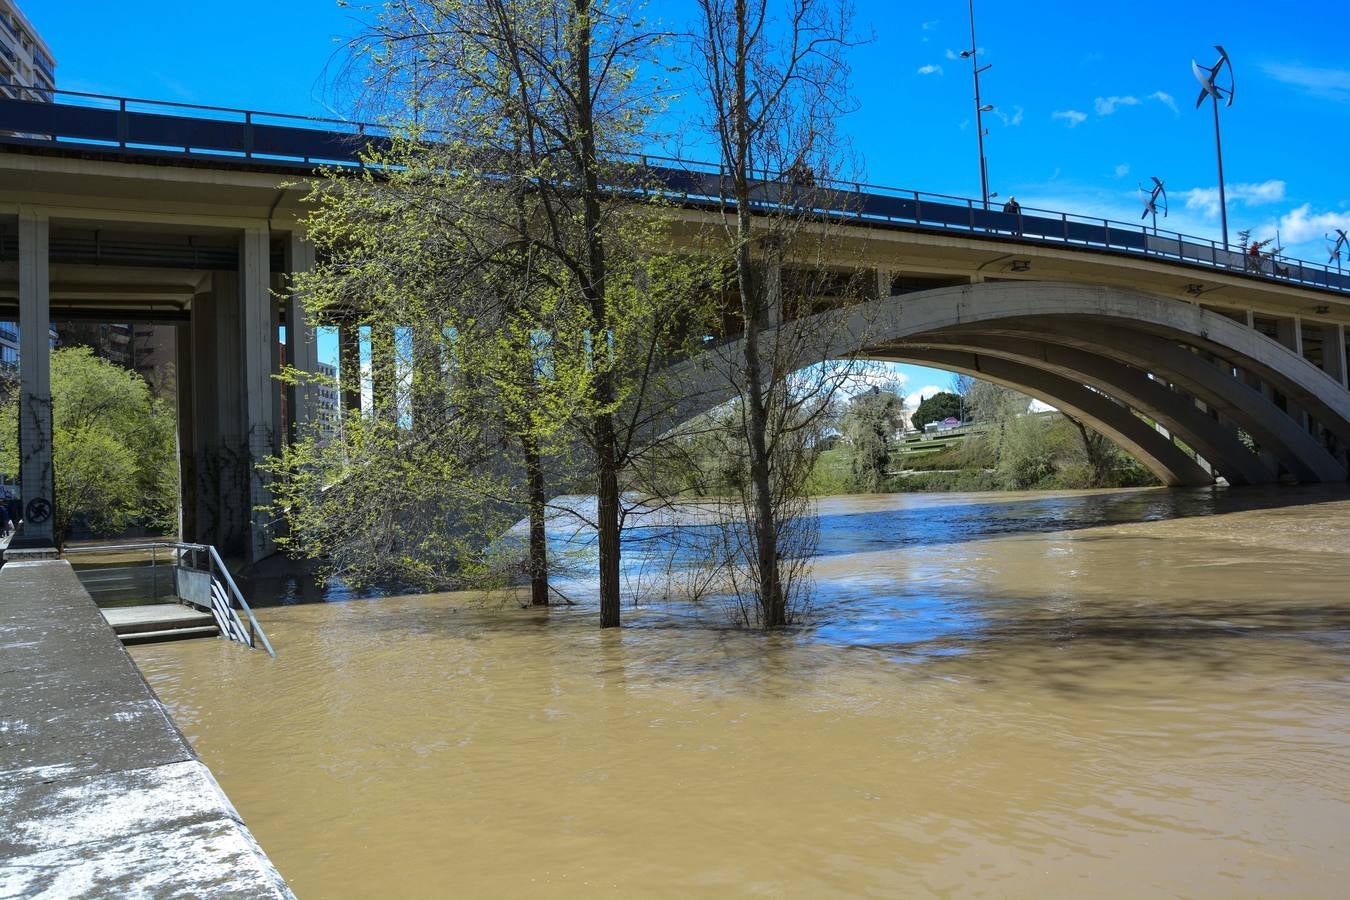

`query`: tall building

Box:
[316,361,341,443]
[0,1,55,101]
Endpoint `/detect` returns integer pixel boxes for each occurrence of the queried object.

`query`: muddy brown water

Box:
[132,487,1350,897]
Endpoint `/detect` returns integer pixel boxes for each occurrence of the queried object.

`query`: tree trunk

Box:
[522,432,549,606]
[572,0,622,628]
[731,0,785,627]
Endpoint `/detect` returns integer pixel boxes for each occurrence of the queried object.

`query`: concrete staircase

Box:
[101,603,220,646]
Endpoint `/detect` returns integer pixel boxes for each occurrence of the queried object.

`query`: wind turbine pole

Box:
[1212,95,1228,251]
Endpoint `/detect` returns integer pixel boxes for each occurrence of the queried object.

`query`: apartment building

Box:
[0,1,55,101]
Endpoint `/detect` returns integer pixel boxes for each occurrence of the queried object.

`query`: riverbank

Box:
[0,559,292,898]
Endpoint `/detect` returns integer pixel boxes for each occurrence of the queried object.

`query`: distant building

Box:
[316,361,341,443]
[0,1,56,101]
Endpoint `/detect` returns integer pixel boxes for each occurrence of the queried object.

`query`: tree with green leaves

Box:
[910,391,962,431]
[840,384,904,492]
[0,347,178,546]
[268,0,705,623]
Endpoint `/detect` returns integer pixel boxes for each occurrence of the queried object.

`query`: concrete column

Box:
[1320,323,1347,389]
[175,322,196,541]
[284,234,318,441]
[240,227,276,561]
[338,323,362,417]
[876,268,893,301]
[1276,316,1302,355]
[411,325,440,430]
[10,210,54,551]
[370,326,397,420]
[761,264,784,329]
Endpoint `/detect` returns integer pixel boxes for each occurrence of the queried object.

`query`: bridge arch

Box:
[663,281,1350,486]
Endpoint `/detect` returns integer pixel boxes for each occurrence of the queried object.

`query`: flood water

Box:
[132,487,1350,897]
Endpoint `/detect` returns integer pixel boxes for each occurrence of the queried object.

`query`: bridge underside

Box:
[666,282,1350,490]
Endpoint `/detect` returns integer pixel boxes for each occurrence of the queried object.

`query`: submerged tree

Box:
[686,0,869,627]
[0,347,178,546]
[269,0,705,622]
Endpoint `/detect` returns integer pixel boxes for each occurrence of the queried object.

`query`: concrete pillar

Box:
[411,325,440,431]
[876,268,893,301]
[240,227,277,561]
[1276,316,1302,355]
[284,234,318,441]
[175,322,196,541]
[338,323,362,417]
[370,326,397,420]
[10,210,54,551]
[1319,323,1347,389]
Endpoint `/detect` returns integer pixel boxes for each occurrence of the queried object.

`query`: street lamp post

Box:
[961,0,993,208]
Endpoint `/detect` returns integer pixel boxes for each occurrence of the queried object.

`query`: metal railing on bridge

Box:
[63,540,276,656]
[3,82,1347,297]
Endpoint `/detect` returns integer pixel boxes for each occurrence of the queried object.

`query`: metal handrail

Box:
[1,83,1346,296]
[62,540,276,657]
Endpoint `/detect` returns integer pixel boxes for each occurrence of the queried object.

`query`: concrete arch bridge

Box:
[663,281,1350,489]
[1,88,1348,560]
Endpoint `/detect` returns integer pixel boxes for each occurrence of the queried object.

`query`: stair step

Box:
[102,604,216,635]
[120,625,221,645]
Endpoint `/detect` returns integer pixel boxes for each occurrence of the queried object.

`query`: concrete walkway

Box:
[0,559,293,898]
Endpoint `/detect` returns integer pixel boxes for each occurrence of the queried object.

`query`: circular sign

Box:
[25,497,52,524]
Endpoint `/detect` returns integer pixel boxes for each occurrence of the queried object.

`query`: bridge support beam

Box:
[338,323,362,418]
[240,227,277,562]
[284,234,318,442]
[9,210,55,552]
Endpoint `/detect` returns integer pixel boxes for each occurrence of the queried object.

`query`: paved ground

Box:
[0,559,292,898]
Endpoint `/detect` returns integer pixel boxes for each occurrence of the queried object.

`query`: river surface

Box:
[132,487,1350,897]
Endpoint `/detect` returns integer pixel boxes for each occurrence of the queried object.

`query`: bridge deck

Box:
[2,87,1347,298]
[0,559,291,897]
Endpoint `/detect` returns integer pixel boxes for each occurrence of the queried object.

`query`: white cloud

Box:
[1052,109,1087,127]
[1094,95,1140,116]
[1267,204,1350,245]
[995,105,1023,127]
[1148,90,1179,115]
[945,48,960,61]
[1262,62,1350,102]
[917,64,943,76]
[1182,180,1287,218]
[1114,163,1130,178]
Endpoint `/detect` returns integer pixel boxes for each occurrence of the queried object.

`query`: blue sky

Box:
[30,1,1350,405]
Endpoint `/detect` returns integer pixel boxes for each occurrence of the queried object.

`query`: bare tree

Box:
[687,0,867,626]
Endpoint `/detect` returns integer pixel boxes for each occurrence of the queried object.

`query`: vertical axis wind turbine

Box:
[1139,177,1168,234]
[960,0,994,208]
[1192,46,1235,250]
[1329,229,1349,274]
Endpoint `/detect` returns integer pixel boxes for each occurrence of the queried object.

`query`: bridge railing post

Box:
[117,98,127,149]
[1062,213,1069,243]
[967,199,975,232]
[913,190,921,225]
[243,110,253,159]
[1103,219,1111,248]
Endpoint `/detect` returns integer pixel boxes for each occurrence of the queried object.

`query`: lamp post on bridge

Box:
[960,0,993,208]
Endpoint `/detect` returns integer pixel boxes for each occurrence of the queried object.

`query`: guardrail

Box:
[2,83,1346,297]
[63,540,276,656]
